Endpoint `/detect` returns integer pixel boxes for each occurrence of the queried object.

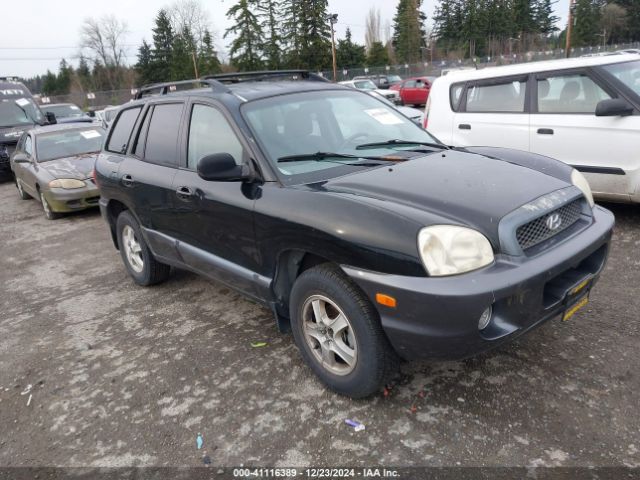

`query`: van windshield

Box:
[0,97,44,128]
[601,60,640,97]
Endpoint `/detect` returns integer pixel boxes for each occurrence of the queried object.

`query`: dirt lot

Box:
[0,180,638,470]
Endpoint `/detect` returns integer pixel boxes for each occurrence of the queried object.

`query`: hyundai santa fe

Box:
[95,71,614,398]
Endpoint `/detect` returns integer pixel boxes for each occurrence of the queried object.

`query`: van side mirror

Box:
[45,111,57,124]
[197,153,251,182]
[595,98,634,117]
[12,153,29,164]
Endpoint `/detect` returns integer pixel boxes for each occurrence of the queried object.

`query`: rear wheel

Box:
[116,210,170,286]
[290,264,398,398]
[39,192,60,220]
[15,178,31,200]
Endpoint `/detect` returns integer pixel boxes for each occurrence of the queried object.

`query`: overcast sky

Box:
[0,0,570,78]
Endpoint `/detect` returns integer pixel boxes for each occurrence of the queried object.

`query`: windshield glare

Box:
[601,60,640,97]
[47,105,84,118]
[354,80,377,90]
[36,128,105,162]
[243,90,439,180]
[0,97,44,128]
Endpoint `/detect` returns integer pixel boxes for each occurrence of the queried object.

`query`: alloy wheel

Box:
[122,225,144,273]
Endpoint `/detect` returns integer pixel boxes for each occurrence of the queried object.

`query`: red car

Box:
[391,76,433,106]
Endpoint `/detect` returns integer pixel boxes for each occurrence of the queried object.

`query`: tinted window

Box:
[537,73,611,113]
[187,104,244,169]
[466,80,527,113]
[106,107,142,154]
[450,84,464,111]
[144,103,183,166]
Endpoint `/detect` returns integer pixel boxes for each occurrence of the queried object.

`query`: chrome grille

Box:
[516,199,583,250]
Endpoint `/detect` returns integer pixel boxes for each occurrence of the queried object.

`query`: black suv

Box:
[95,70,614,398]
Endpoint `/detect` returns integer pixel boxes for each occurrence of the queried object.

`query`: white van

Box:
[425,54,640,203]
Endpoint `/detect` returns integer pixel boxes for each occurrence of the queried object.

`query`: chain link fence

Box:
[37,42,639,109]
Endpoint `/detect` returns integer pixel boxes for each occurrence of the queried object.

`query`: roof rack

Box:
[202,70,330,84]
[0,76,21,82]
[134,78,230,100]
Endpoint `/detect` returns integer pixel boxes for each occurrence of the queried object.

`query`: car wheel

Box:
[16,178,31,200]
[289,263,398,398]
[39,191,60,220]
[116,210,170,286]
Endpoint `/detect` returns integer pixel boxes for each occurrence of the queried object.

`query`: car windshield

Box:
[46,104,85,118]
[601,60,640,97]
[354,80,377,90]
[0,97,44,128]
[36,128,105,162]
[243,90,440,182]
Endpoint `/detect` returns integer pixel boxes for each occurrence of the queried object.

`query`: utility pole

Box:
[327,14,339,82]
[565,0,576,58]
[192,51,199,78]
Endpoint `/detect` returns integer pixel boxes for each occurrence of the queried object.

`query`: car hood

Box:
[376,89,398,96]
[40,154,98,179]
[320,149,569,244]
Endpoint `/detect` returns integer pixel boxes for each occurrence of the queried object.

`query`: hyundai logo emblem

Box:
[546,213,562,231]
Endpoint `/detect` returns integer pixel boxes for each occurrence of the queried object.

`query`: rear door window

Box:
[465,79,527,113]
[536,73,612,113]
[143,103,184,167]
[106,107,142,154]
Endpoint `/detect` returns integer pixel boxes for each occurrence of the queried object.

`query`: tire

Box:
[289,264,399,398]
[39,191,61,220]
[16,178,31,200]
[116,210,170,286]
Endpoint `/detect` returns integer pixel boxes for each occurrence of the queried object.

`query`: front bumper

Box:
[343,205,615,361]
[43,184,100,213]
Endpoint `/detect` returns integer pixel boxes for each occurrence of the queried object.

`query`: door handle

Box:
[537,128,554,135]
[458,124,471,130]
[121,174,134,187]
[175,186,195,200]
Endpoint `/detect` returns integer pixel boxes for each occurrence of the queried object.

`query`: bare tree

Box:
[365,7,382,52]
[80,15,129,89]
[601,3,627,45]
[168,0,214,44]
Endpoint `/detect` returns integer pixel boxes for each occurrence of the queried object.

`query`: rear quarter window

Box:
[450,83,464,112]
[106,107,142,154]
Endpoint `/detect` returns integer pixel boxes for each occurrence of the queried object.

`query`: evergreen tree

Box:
[171,24,198,80]
[135,41,154,85]
[281,0,332,70]
[258,0,282,69]
[57,59,73,94]
[281,0,303,67]
[573,0,601,47]
[367,41,390,66]
[616,0,640,41]
[199,29,222,75]
[393,0,427,64]
[151,9,175,82]
[535,0,560,35]
[336,28,367,68]
[225,0,264,71]
[77,55,92,90]
[42,71,59,96]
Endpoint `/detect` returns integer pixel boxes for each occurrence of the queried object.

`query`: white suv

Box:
[425,54,640,203]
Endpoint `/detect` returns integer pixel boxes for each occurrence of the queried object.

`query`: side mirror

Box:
[12,153,29,164]
[197,153,250,182]
[87,110,96,118]
[595,98,634,117]
[45,111,57,124]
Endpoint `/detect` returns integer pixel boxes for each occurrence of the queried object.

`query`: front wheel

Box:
[116,210,170,286]
[39,192,60,220]
[16,178,31,200]
[289,264,398,398]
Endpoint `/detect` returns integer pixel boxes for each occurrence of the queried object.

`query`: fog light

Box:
[478,306,492,330]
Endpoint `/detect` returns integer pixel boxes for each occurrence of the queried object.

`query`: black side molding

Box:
[571,165,626,175]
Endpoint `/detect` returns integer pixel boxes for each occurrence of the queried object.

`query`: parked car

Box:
[390,76,432,106]
[425,54,640,203]
[0,77,55,179]
[42,103,92,124]
[353,74,403,89]
[339,79,401,105]
[368,91,424,125]
[95,71,614,398]
[11,124,105,219]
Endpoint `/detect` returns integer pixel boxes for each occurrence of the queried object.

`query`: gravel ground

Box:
[0,180,638,470]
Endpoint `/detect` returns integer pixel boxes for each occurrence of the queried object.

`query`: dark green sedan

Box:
[10,124,105,219]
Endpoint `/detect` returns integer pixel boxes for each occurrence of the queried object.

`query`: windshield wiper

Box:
[355,139,448,150]
[277,151,400,163]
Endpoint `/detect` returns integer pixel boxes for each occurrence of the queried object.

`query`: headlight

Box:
[571,169,594,207]
[49,178,86,189]
[418,225,494,276]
